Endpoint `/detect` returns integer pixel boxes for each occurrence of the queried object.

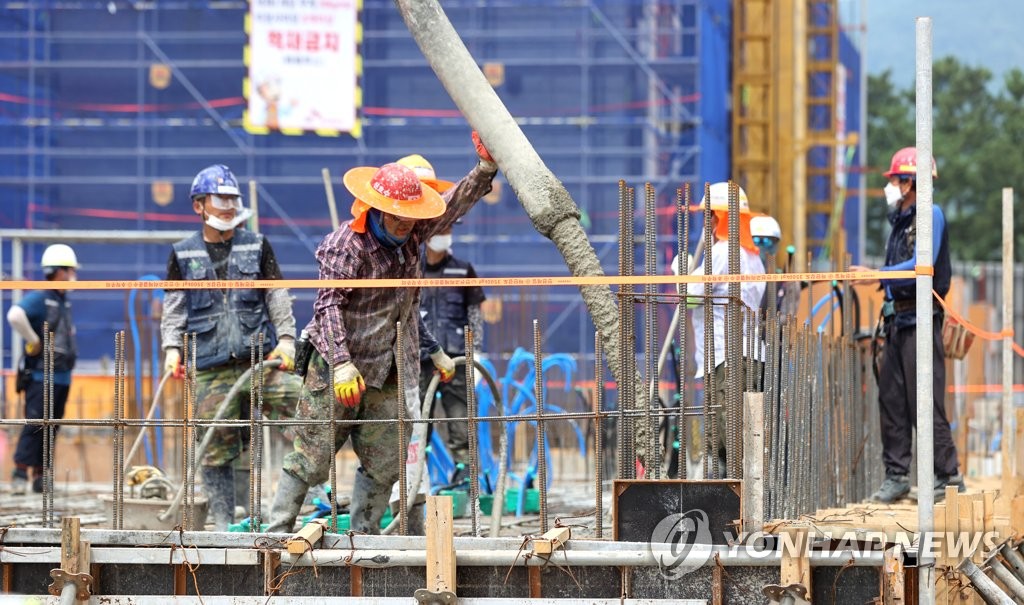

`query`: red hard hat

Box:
[883,147,938,179]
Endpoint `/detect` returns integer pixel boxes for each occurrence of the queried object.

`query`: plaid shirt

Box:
[308,162,495,389]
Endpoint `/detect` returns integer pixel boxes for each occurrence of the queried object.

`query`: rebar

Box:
[533,319,548,534]
[677,184,689,479]
[702,182,716,479]
[594,332,604,538]
[396,320,408,536]
[327,324,338,533]
[616,179,628,480]
[42,323,52,528]
[181,333,190,531]
[255,333,265,529]
[643,182,658,479]
[465,326,479,537]
[726,181,742,481]
[187,333,197,529]
[624,185,637,477]
[249,335,257,531]
[114,330,126,530]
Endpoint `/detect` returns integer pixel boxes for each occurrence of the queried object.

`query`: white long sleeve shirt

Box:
[685,240,766,378]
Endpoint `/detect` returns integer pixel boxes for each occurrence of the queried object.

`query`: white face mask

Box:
[884,182,904,209]
[427,234,452,252]
[205,207,252,232]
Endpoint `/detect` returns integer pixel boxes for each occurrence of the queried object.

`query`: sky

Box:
[857,0,1024,82]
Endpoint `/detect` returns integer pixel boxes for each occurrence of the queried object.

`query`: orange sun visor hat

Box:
[688,182,757,252]
[345,162,446,233]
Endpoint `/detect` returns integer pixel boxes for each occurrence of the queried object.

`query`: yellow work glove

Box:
[24,338,42,357]
[333,362,366,408]
[266,336,295,371]
[430,349,456,383]
[164,348,184,378]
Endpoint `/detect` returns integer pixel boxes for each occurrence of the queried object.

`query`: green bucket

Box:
[438,489,469,518]
[503,488,540,514]
[479,493,494,515]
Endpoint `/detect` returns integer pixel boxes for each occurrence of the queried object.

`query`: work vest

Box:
[884,203,951,303]
[24,290,76,374]
[420,255,474,360]
[172,230,277,370]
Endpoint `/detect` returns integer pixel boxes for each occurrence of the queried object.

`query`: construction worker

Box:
[683,183,765,478]
[417,217,485,485]
[161,164,302,530]
[6,244,79,494]
[750,214,800,317]
[267,133,497,534]
[852,147,962,503]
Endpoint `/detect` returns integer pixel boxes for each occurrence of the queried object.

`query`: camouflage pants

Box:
[283,351,409,488]
[195,362,302,467]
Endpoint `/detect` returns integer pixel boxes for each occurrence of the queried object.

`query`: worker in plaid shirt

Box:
[267,133,497,534]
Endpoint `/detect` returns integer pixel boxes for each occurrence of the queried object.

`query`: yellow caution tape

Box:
[0,270,914,291]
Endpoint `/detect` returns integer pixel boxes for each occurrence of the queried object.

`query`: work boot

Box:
[266,471,310,534]
[11,470,28,495]
[32,475,44,494]
[934,474,966,500]
[350,468,393,535]
[871,474,910,504]
[201,466,236,531]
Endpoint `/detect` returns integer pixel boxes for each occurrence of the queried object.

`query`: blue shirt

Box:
[17,291,72,385]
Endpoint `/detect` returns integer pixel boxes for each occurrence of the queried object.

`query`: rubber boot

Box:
[201,465,236,531]
[266,471,309,534]
[350,467,392,535]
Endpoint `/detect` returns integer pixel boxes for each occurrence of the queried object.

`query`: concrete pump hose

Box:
[122,370,173,475]
[159,358,283,523]
[382,356,502,535]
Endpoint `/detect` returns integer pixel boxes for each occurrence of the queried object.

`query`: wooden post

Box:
[1011,496,1024,540]
[742,392,765,532]
[425,495,456,595]
[881,545,905,604]
[780,526,811,594]
[286,519,327,555]
[60,517,81,574]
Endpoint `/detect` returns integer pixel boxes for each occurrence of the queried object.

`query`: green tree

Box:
[866,57,1024,262]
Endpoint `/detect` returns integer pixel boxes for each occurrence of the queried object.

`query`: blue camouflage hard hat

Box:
[190,164,241,200]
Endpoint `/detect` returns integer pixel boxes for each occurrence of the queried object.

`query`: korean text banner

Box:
[245,0,362,137]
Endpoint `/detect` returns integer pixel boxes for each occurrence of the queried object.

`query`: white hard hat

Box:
[40,244,79,271]
[696,182,751,214]
[670,254,681,276]
[750,215,782,239]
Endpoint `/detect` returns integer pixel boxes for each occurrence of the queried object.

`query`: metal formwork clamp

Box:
[414,588,457,604]
[48,568,94,601]
[762,583,810,605]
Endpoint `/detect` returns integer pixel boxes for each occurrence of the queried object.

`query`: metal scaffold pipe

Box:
[914,16,936,603]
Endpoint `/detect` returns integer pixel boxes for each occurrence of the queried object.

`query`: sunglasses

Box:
[753,236,779,252]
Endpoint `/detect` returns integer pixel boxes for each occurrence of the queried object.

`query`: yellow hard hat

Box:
[396,154,454,193]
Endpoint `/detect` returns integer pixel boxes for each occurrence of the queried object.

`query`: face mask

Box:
[427,234,452,252]
[205,207,251,232]
[884,182,903,209]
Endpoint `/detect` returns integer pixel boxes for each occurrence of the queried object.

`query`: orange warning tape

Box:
[931,290,1024,358]
[0,270,914,291]
[915,264,934,276]
[947,384,1024,394]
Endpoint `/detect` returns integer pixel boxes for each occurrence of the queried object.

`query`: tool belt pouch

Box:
[293,334,313,378]
[14,358,31,394]
[941,314,975,360]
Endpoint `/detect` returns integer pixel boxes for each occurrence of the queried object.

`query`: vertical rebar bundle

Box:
[676,185,690,480]
[594,332,604,538]
[465,326,479,537]
[42,323,53,527]
[396,320,408,536]
[533,319,548,534]
[643,183,659,479]
[725,181,742,480]
[702,182,716,479]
